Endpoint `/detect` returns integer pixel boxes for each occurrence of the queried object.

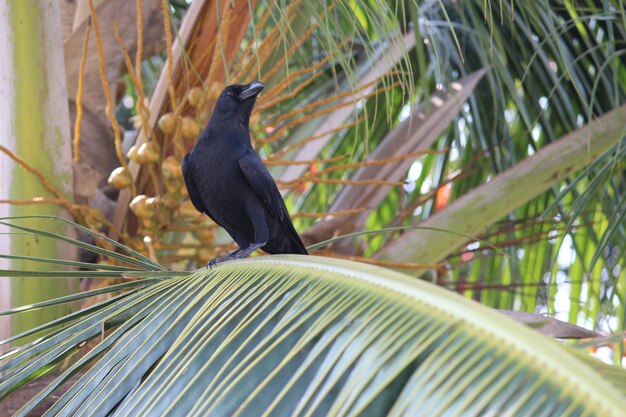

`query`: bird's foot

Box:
[206,242,266,269]
[206,255,233,270]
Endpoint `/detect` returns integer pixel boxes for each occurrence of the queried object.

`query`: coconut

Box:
[108,167,132,189]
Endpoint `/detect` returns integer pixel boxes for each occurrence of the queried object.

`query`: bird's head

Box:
[211,81,264,128]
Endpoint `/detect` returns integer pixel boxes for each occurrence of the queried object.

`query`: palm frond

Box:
[2,256,625,416]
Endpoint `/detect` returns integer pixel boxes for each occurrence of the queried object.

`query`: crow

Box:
[182,81,308,267]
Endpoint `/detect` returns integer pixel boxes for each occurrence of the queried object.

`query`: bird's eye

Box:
[227,91,234,98]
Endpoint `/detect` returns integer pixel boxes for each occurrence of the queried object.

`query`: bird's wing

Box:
[239,150,307,255]
[237,149,286,220]
[182,153,209,214]
[238,149,308,254]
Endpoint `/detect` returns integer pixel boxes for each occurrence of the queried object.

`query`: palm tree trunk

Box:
[0,0,78,347]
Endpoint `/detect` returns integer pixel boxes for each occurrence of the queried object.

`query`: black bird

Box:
[182,81,308,267]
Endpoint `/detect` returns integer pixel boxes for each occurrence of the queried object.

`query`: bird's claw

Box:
[206,257,223,270]
[206,259,216,270]
[206,254,234,270]
[205,243,266,270]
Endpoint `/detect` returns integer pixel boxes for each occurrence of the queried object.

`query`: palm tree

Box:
[1,0,626,414]
[1,228,625,415]
[0,0,78,344]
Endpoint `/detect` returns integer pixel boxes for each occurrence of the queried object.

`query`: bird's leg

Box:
[245,204,269,258]
[206,249,242,269]
[206,242,266,269]
[206,204,269,269]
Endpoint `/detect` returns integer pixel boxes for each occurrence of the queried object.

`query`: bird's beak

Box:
[238,81,264,100]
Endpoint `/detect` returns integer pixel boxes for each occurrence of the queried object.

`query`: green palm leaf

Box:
[3,256,624,416]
